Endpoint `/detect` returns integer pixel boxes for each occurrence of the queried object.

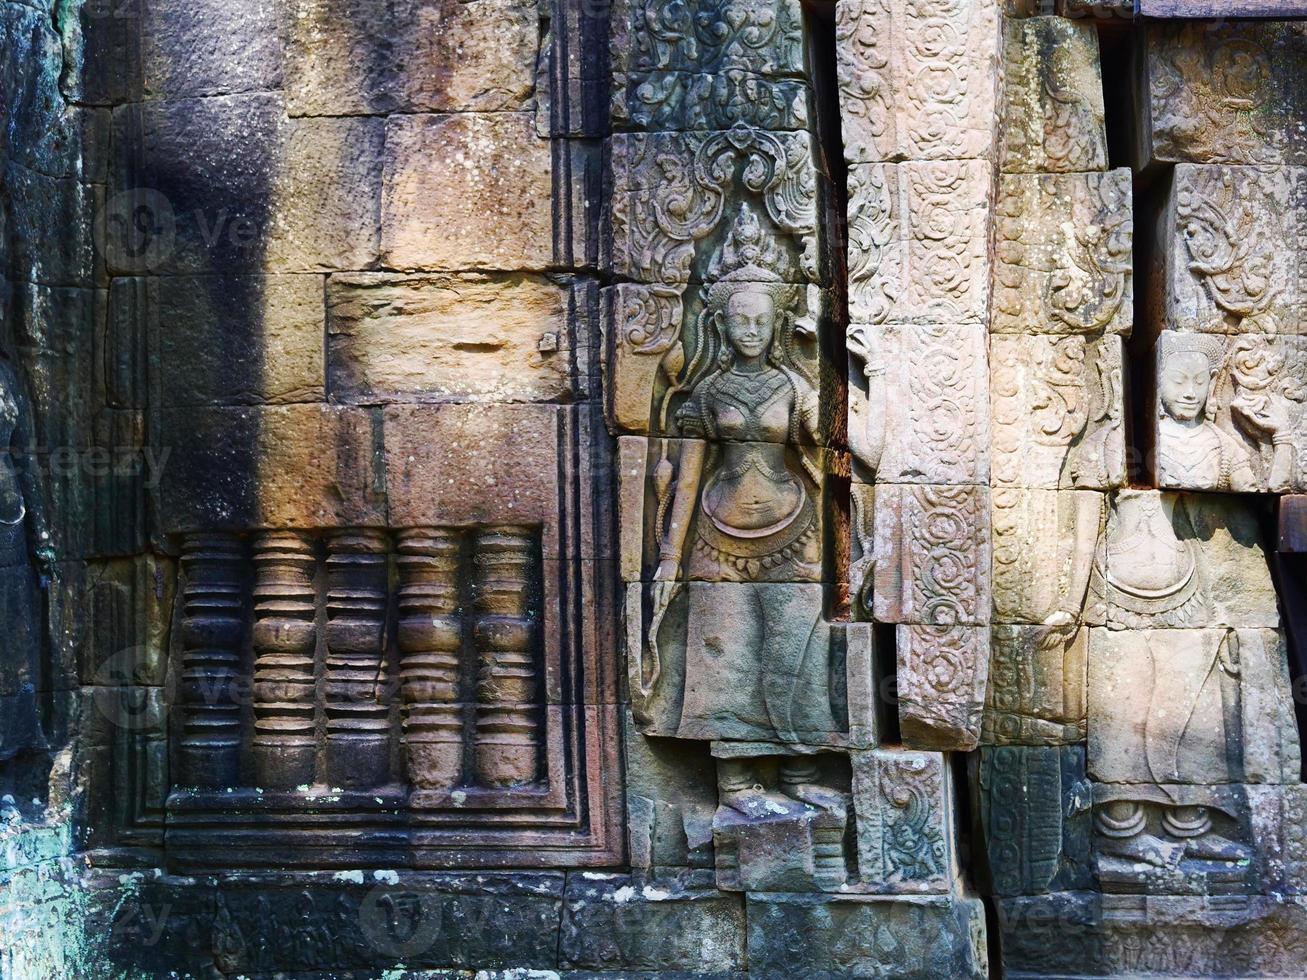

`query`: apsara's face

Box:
[1160,351,1214,422]
[721,288,777,360]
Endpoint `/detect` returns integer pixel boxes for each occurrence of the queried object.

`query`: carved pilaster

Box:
[472,526,542,788]
[251,531,317,789]
[177,533,245,789]
[323,528,391,788]
[396,528,464,790]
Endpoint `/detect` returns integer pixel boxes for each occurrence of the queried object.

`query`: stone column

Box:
[323,528,391,789]
[472,526,541,788]
[250,531,317,789]
[840,0,1002,750]
[176,533,246,789]
[396,527,466,791]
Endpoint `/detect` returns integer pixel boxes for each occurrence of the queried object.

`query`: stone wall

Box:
[2,1,1307,978]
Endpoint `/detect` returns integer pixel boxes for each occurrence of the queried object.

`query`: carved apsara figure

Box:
[645,205,884,821]
[1156,332,1291,491]
[1090,491,1250,877]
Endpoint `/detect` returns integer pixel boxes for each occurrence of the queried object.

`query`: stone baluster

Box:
[396,528,465,790]
[250,531,318,789]
[472,527,541,788]
[177,533,246,789]
[323,529,391,788]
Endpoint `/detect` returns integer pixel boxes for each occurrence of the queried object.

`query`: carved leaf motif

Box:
[1176,168,1280,323]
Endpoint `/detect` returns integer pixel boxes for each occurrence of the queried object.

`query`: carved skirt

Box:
[673,581,837,745]
[1090,629,1239,813]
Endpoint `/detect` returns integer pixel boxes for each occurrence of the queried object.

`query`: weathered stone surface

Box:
[157,404,384,531]
[835,0,1001,164]
[93,873,566,973]
[992,171,1133,337]
[1,5,91,180]
[991,488,1104,625]
[991,335,1124,490]
[606,281,833,437]
[621,709,718,871]
[852,748,953,894]
[871,321,989,486]
[1152,164,1303,337]
[326,272,573,403]
[847,160,993,326]
[636,580,853,744]
[1090,626,1300,785]
[746,893,988,979]
[895,624,989,752]
[610,0,807,77]
[1154,332,1307,492]
[984,624,1088,745]
[1135,21,1307,168]
[5,163,97,286]
[874,483,991,626]
[113,96,384,274]
[1088,491,1279,629]
[139,0,283,100]
[1000,17,1107,173]
[614,71,812,132]
[384,402,563,534]
[976,745,1091,897]
[382,113,553,272]
[1001,892,1307,977]
[607,130,826,286]
[559,873,745,972]
[284,0,538,116]
[124,275,326,406]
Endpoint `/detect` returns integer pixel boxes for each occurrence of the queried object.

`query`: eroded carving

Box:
[835,0,1001,164]
[992,172,1133,337]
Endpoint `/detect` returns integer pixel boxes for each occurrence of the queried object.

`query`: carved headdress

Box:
[703,204,796,314]
[1157,332,1226,373]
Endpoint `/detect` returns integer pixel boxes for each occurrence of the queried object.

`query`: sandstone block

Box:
[5,163,96,286]
[852,748,953,894]
[991,336,1124,490]
[326,272,572,403]
[1000,17,1107,173]
[113,96,383,274]
[125,274,326,407]
[976,745,1092,896]
[1247,784,1307,894]
[633,580,856,745]
[847,160,992,326]
[139,0,283,100]
[835,0,1001,164]
[607,129,827,286]
[874,483,991,626]
[614,71,812,132]
[283,0,538,116]
[746,893,988,979]
[1135,21,1306,168]
[382,113,553,272]
[384,403,593,562]
[992,171,1133,336]
[1088,627,1299,786]
[895,624,989,752]
[157,404,384,532]
[1,6,89,180]
[611,0,806,77]
[604,282,834,436]
[1153,164,1303,337]
[868,321,989,486]
[559,873,744,972]
[984,624,1088,745]
[1091,491,1279,630]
